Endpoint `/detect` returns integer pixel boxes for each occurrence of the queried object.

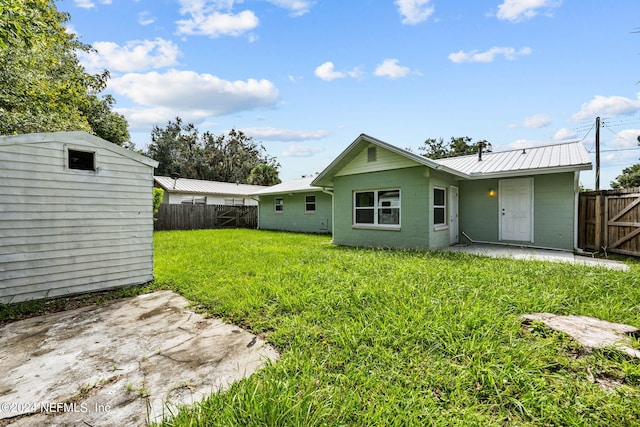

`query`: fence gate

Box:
[578,188,640,257]
[154,204,257,231]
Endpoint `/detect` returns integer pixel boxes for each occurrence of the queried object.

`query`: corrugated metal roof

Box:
[251,176,322,195]
[433,141,591,177]
[154,176,267,195]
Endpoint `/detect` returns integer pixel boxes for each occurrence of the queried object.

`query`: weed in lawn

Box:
[151,229,640,426]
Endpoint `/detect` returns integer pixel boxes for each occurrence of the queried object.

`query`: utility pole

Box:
[595,116,600,191]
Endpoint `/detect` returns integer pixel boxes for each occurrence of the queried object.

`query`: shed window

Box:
[353,189,400,228]
[275,198,284,213]
[305,195,316,213]
[433,187,446,226]
[68,149,95,171]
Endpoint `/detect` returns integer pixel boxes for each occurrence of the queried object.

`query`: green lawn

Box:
[153,229,640,426]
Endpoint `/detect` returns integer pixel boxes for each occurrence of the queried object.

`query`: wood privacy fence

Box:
[578,188,640,257]
[154,204,257,231]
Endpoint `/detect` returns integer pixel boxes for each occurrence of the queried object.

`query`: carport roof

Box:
[154,176,267,196]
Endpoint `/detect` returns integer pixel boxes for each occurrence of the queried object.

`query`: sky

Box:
[60,0,640,188]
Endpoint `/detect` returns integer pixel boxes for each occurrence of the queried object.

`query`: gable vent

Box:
[367,146,377,162]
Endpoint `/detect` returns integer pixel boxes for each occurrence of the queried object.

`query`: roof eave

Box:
[466,163,592,179]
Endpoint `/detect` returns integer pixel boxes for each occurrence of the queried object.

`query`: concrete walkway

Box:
[447,243,629,271]
[0,291,279,426]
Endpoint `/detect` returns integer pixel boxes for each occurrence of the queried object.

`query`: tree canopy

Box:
[419,136,489,159]
[145,118,281,185]
[0,0,130,146]
[611,164,640,189]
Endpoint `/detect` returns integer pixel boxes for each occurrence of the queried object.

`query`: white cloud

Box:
[448,46,532,63]
[608,129,640,149]
[395,0,434,25]
[176,9,259,37]
[282,144,323,157]
[508,113,551,129]
[109,70,279,129]
[266,0,315,16]
[374,59,412,79]
[79,38,181,73]
[554,128,577,140]
[242,127,330,141]
[74,0,111,8]
[138,11,155,26]
[495,0,561,23]
[571,94,640,122]
[314,62,345,81]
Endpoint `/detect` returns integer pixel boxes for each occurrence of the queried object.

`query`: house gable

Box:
[335,143,422,177]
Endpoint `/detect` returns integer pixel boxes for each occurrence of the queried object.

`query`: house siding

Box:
[258,191,332,234]
[0,134,156,303]
[335,143,419,176]
[458,172,576,250]
[333,166,441,249]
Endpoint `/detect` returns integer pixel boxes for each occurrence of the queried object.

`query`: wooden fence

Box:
[578,188,640,257]
[154,204,257,231]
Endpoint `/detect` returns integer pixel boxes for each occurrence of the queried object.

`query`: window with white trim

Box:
[353,189,400,227]
[433,187,446,226]
[275,198,284,213]
[305,195,316,213]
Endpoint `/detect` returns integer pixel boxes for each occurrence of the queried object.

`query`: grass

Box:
[150,229,640,426]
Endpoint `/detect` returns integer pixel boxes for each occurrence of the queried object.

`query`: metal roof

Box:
[154,176,267,196]
[251,176,323,195]
[433,141,592,178]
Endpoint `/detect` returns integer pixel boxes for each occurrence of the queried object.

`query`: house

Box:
[0,131,159,303]
[311,134,592,251]
[252,176,332,234]
[154,176,266,206]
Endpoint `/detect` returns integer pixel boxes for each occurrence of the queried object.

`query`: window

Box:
[275,198,284,213]
[181,196,206,205]
[433,187,446,226]
[353,189,400,227]
[68,149,95,171]
[305,195,316,213]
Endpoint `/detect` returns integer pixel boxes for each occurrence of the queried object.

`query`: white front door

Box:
[499,178,533,242]
[449,185,459,245]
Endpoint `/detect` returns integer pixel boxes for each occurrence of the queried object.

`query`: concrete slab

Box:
[0,290,279,426]
[447,243,629,271]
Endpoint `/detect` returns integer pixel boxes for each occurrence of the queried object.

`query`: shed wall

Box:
[0,138,155,303]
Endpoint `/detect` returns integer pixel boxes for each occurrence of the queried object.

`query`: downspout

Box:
[573,171,581,253]
[461,231,569,252]
[321,187,334,240]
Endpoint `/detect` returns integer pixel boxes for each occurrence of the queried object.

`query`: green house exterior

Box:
[312,134,592,251]
[253,177,332,234]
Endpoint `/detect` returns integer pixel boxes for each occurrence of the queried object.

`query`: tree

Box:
[145,118,281,184]
[419,136,485,159]
[611,164,640,189]
[0,0,131,146]
[248,164,281,186]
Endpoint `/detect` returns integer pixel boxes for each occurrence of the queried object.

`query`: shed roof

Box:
[0,131,158,168]
[251,176,322,196]
[433,141,592,178]
[154,176,267,196]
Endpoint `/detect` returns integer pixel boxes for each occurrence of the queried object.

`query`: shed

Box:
[154,176,266,206]
[252,176,332,234]
[0,131,159,303]
[312,134,591,251]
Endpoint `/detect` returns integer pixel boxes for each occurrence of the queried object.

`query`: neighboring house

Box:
[0,131,159,303]
[154,176,266,206]
[311,133,592,251]
[252,176,332,234]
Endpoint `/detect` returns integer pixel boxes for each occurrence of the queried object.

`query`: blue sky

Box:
[62,0,640,188]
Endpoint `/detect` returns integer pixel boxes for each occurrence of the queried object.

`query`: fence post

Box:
[594,194,602,251]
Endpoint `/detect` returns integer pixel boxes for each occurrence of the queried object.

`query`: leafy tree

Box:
[611,164,640,189]
[146,117,280,184]
[0,0,131,146]
[419,136,486,159]
[248,164,281,186]
[152,187,164,221]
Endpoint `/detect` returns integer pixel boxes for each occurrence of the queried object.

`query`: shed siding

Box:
[258,191,332,234]
[0,137,155,303]
[333,166,437,249]
[335,143,419,177]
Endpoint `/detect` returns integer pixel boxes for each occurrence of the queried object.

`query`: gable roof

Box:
[312,133,465,187]
[434,141,592,178]
[251,176,323,196]
[154,176,267,196]
[312,134,592,187]
[0,131,159,168]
